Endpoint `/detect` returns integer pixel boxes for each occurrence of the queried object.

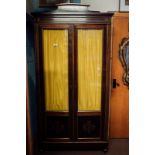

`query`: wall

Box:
[27,0,119,13]
[26,14,37,149]
[26,0,52,13]
[81,0,119,12]
[26,0,81,13]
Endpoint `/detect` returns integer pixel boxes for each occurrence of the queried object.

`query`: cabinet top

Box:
[32,10,114,16]
[32,10,114,24]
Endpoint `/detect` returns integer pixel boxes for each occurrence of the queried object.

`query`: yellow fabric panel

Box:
[43,30,69,112]
[78,30,103,111]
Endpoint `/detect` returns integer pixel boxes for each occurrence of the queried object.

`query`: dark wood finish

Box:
[32,11,113,24]
[32,10,113,151]
[41,141,109,150]
[46,112,69,116]
[77,112,101,116]
[46,116,70,138]
[73,26,78,141]
[26,65,33,155]
[68,25,74,140]
[102,25,112,141]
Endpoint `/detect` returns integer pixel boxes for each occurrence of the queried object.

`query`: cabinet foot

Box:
[103,148,108,153]
[39,149,45,154]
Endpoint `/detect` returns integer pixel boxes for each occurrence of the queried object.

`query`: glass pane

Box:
[78,30,103,111]
[43,30,69,112]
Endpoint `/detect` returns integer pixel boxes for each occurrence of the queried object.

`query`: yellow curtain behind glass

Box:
[78,30,103,111]
[43,30,69,112]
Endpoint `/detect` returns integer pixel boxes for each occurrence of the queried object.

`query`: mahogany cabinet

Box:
[32,10,113,151]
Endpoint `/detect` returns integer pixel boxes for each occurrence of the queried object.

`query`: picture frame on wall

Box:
[119,0,129,12]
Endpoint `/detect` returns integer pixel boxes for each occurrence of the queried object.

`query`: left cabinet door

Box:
[37,25,74,140]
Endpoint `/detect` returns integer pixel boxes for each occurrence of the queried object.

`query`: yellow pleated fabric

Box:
[78,30,103,111]
[43,30,69,112]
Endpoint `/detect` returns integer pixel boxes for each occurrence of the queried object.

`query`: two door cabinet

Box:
[32,10,113,151]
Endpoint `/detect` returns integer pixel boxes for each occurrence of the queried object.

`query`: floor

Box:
[38,139,129,155]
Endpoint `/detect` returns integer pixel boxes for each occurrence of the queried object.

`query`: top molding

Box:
[32,10,114,24]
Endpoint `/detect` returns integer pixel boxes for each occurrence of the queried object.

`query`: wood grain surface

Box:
[110,12,129,138]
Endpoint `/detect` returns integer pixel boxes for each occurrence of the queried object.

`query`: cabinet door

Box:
[39,25,74,139]
[75,25,108,139]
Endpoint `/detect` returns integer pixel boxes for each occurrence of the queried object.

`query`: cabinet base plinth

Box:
[40,141,109,151]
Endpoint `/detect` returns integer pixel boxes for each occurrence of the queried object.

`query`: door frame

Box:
[74,24,111,141]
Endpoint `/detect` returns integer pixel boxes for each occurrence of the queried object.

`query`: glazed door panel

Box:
[42,29,69,112]
[77,30,103,112]
[40,26,73,139]
[75,25,107,140]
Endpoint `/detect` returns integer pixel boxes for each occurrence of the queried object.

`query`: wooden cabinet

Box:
[33,11,113,151]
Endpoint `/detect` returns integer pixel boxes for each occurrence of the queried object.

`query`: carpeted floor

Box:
[38,139,129,155]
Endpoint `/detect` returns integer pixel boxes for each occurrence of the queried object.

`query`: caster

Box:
[39,149,45,154]
[103,148,108,153]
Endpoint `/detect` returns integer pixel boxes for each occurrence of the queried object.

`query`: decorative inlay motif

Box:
[51,121,64,133]
[83,120,96,134]
[46,116,69,138]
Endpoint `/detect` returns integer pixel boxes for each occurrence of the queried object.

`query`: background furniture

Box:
[110,12,129,138]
